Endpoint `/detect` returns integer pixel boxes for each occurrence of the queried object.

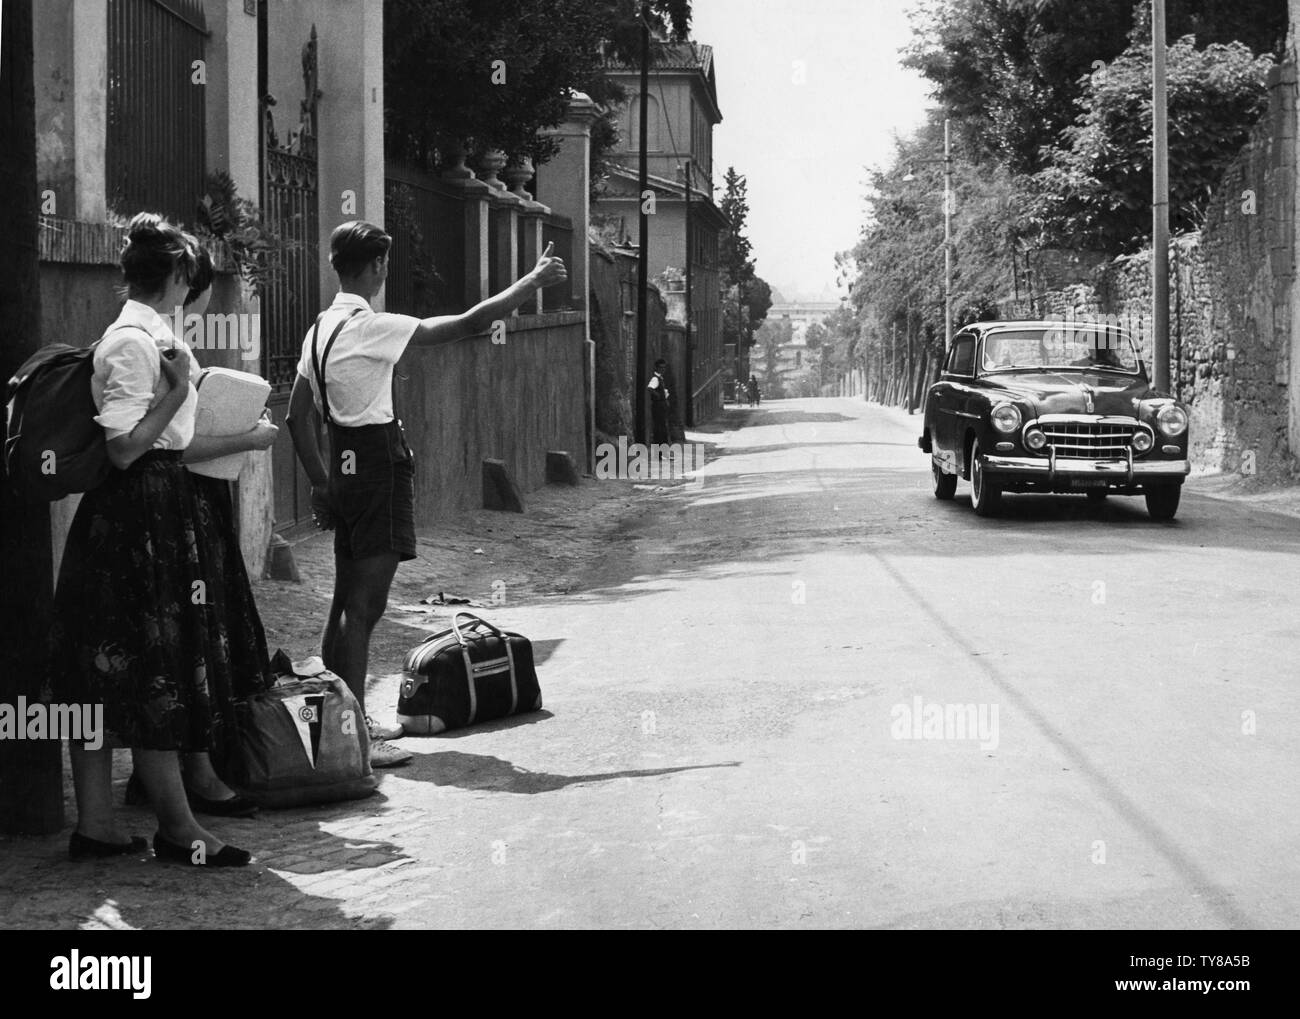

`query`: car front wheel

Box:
[1145,484,1181,521]
[969,439,1003,517]
[932,456,957,500]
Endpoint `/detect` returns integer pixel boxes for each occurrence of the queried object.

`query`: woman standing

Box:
[47,213,276,866]
[122,244,273,818]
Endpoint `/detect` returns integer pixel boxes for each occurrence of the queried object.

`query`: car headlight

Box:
[1024,428,1047,451]
[1157,405,1188,437]
[991,404,1022,433]
[1132,430,1153,452]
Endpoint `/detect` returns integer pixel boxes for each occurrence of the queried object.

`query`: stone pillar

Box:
[204,0,271,578]
[517,204,547,314]
[506,156,547,314]
[72,0,106,221]
[439,144,493,307]
[539,93,600,470]
[481,157,523,312]
[50,0,110,584]
[538,92,600,314]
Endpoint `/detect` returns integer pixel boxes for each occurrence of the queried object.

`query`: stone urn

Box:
[476,148,508,190]
[503,156,535,200]
[437,136,474,181]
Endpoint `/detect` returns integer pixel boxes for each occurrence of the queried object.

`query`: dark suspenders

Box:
[309,308,363,428]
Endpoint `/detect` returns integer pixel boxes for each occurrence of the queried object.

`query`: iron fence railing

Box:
[542,212,575,310]
[385,170,466,316]
[262,147,319,391]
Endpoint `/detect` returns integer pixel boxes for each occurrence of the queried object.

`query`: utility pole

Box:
[1152,0,1170,391]
[943,117,953,355]
[635,2,650,443]
[683,159,693,427]
[902,118,953,354]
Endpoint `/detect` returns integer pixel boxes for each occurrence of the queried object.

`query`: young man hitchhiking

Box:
[287,221,567,767]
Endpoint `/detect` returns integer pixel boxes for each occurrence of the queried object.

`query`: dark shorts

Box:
[327,421,417,562]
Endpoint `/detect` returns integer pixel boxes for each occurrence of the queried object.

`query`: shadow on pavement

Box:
[0,815,405,929]
[408,709,555,740]
[404,750,740,794]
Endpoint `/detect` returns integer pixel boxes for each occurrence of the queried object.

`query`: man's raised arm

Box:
[409,242,568,349]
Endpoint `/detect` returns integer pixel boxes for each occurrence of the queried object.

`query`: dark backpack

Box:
[3,326,144,501]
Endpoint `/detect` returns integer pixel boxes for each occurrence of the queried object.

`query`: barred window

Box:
[106,0,208,225]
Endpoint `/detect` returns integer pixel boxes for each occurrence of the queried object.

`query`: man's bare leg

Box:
[326,551,399,715]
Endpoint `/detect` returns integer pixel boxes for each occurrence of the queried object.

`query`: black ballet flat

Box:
[152,832,251,868]
[128,772,257,818]
[69,831,148,861]
[187,791,259,818]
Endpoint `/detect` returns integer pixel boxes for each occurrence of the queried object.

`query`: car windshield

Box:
[980,327,1141,373]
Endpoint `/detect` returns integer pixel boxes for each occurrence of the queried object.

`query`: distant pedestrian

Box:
[747,374,761,407]
[648,357,670,444]
[287,221,566,767]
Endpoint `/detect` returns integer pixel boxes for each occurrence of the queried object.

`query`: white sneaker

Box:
[369,740,412,769]
[366,715,404,741]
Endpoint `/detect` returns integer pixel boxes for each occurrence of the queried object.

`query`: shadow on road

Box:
[404,750,741,794]
[694,407,859,432]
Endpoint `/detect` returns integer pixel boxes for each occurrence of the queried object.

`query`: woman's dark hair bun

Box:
[126,212,166,243]
[120,211,197,297]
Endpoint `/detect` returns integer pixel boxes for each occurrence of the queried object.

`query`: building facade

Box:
[30,0,589,577]
[595,41,727,427]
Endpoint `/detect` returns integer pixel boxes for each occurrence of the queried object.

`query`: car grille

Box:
[1041,421,1139,459]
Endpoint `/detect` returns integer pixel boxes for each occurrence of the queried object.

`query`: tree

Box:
[903,0,1286,175]
[722,275,772,352]
[755,317,791,399]
[384,0,691,175]
[1026,30,1272,252]
[719,167,769,346]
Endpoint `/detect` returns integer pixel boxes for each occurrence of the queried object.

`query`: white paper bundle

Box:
[187,367,272,480]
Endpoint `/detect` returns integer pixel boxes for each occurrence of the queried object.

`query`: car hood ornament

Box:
[1080,385,1095,414]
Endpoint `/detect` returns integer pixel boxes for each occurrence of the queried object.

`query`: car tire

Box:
[1145,484,1181,521]
[969,439,1003,517]
[932,457,957,500]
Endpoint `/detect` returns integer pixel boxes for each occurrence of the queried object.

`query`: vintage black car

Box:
[917,320,1190,519]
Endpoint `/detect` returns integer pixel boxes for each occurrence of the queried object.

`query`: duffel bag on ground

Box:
[231,654,379,808]
[397,611,542,735]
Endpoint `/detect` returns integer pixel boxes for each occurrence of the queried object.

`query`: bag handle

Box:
[411,611,497,649]
[310,308,362,427]
[451,611,505,646]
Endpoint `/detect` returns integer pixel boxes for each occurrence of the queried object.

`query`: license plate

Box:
[1070,479,1108,489]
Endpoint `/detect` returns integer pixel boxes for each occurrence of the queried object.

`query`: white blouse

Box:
[91,299,199,449]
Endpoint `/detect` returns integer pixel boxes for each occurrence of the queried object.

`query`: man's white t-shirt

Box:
[295,292,421,427]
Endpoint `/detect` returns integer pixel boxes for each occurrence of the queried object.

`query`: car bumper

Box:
[982,452,1189,486]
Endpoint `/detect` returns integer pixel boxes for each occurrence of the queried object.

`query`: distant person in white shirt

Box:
[286,220,566,766]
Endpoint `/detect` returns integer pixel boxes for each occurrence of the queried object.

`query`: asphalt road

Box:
[390,396,1300,929]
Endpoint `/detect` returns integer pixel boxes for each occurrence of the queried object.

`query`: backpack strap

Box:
[310,308,362,427]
